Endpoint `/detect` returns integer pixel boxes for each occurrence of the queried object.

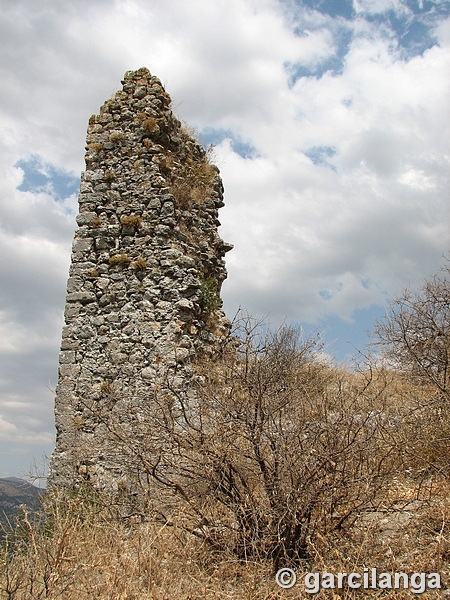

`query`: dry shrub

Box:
[375,256,450,478]
[72,316,416,569]
[167,128,217,210]
[133,257,148,271]
[170,180,192,209]
[109,132,127,142]
[120,214,142,229]
[100,381,114,395]
[303,475,450,598]
[142,117,158,133]
[108,253,131,266]
[190,184,211,204]
[374,259,450,401]
[169,167,214,209]
[394,385,450,478]
[132,317,408,571]
[86,142,103,153]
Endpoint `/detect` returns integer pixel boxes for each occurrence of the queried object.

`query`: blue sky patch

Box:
[304,146,337,170]
[15,155,80,202]
[404,0,448,16]
[299,0,354,20]
[299,304,387,363]
[364,1,450,58]
[366,11,435,57]
[282,0,448,82]
[199,128,258,159]
[319,289,333,300]
[286,27,352,85]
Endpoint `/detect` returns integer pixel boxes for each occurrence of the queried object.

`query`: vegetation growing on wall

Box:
[199,275,221,314]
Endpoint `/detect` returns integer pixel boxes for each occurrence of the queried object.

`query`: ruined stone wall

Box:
[49,68,232,491]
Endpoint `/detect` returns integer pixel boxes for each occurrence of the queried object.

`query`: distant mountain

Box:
[0,477,45,533]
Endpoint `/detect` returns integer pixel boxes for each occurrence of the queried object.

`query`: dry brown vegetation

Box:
[2,266,449,599]
[108,253,131,266]
[132,257,148,272]
[168,125,217,210]
[91,216,102,229]
[120,215,142,229]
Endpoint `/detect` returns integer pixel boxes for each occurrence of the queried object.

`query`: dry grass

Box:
[109,132,127,142]
[133,257,148,271]
[1,478,449,599]
[166,127,217,210]
[108,253,131,266]
[86,142,104,153]
[142,117,158,133]
[120,215,142,229]
[0,492,284,600]
[2,315,449,599]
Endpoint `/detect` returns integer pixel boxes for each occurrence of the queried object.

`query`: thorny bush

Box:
[86,314,406,569]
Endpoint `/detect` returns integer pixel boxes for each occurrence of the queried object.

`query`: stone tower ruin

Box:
[49,68,232,491]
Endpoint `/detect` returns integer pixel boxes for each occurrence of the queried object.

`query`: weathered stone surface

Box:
[48,68,232,493]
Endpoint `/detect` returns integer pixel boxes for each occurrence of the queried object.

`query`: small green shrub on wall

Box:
[199,276,221,313]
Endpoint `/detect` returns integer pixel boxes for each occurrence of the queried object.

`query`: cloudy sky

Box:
[1,0,449,479]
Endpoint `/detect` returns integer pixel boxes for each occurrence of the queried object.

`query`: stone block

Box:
[72,238,93,253]
[66,291,96,304]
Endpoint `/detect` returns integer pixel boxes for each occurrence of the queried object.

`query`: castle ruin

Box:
[48,68,232,491]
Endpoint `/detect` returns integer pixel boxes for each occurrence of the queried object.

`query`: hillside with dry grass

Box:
[1,263,449,599]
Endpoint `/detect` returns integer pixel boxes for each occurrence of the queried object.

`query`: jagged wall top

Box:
[49,68,232,489]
